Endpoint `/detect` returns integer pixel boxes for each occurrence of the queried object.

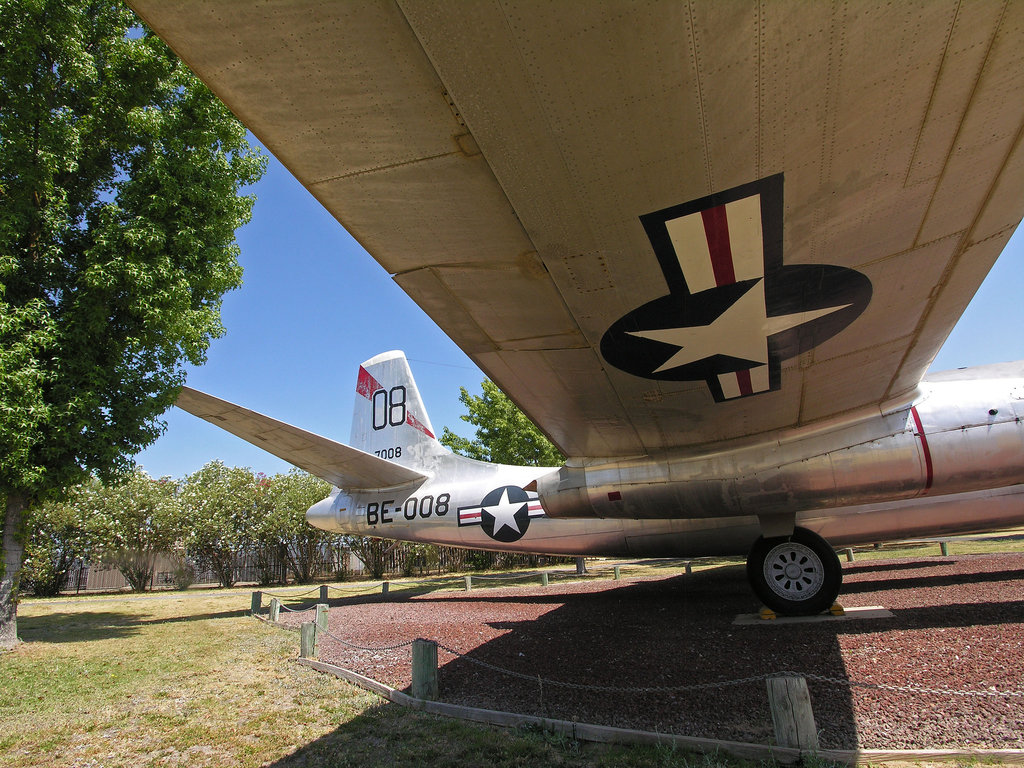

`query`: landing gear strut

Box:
[746,527,842,616]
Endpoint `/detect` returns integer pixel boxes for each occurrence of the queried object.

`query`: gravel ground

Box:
[279,552,1024,751]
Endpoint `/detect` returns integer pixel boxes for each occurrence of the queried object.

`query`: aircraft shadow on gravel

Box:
[277,551,1023,759]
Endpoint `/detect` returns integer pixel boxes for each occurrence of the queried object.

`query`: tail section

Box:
[351,351,450,468]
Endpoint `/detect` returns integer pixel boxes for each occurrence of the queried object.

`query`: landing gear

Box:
[746,527,842,616]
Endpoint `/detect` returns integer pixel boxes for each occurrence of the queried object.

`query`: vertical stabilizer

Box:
[351,351,450,468]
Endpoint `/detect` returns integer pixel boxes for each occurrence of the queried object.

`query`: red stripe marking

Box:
[701,205,736,286]
[459,509,483,525]
[735,369,753,396]
[910,406,934,494]
[406,412,435,440]
[356,366,383,399]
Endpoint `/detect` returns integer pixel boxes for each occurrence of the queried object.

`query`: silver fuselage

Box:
[307,363,1024,557]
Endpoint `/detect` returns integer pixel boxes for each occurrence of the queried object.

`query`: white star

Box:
[628,280,850,373]
[482,488,526,535]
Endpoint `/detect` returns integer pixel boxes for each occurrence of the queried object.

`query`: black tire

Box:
[746,527,842,616]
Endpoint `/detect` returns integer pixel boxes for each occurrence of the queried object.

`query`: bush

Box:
[169,556,196,591]
[20,495,93,597]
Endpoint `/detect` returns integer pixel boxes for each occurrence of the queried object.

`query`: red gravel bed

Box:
[279,553,1024,751]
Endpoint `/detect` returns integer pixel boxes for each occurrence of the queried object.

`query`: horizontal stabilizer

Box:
[175,387,428,490]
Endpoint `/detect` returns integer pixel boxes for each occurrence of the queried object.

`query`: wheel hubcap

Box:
[762,540,825,601]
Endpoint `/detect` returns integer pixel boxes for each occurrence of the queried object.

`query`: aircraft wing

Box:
[175,387,427,490]
[133,2,1024,459]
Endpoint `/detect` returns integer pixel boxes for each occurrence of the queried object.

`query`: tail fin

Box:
[351,351,450,467]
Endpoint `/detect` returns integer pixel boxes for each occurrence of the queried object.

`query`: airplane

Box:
[133,2,1024,615]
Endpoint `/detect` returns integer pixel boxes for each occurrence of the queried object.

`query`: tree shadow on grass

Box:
[17,606,249,644]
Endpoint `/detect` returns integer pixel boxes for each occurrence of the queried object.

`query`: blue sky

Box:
[133,142,1024,480]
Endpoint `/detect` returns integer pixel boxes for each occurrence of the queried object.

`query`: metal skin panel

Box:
[142,0,1024,611]
[181,350,1024,614]
[131,1,1024,459]
[307,478,1024,559]
[174,387,427,490]
[288,354,1024,559]
[304,370,1024,559]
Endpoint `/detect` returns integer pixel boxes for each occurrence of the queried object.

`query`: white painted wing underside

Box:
[175,388,426,490]
[132,1,1024,459]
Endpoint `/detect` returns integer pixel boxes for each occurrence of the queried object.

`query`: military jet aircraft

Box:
[135,1,1024,614]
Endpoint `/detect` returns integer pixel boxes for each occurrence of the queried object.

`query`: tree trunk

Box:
[1,494,27,651]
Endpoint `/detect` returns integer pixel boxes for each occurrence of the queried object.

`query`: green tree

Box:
[260,470,333,584]
[440,380,565,467]
[84,469,182,592]
[347,537,396,580]
[19,487,93,597]
[179,462,270,589]
[0,1,266,646]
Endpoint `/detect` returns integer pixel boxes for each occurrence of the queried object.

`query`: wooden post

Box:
[766,676,819,751]
[382,581,390,596]
[411,639,439,700]
[315,603,329,636]
[844,548,855,562]
[269,597,281,622]
[540,572,549,587]
[250,591,262,616]
[300,622,317,658]
[613,565,621,580]
[319,584,329,602]
[464,575,472,591]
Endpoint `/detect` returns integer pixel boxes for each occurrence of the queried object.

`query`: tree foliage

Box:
[0,0,266,646]
[347,537,395,580]
[179,462,270,589]
[83,469,181,592]
[19,489,93,597]
[260,469,332,584]
[440,380,565,467]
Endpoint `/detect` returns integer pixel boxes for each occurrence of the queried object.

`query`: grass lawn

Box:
[3,533,1021,767]
[2,582,756,768]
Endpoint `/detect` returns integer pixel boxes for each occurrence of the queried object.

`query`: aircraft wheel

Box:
[746,527,842,616]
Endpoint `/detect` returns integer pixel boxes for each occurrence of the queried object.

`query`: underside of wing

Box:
[133,1,1024,459]
[175,388,426,490]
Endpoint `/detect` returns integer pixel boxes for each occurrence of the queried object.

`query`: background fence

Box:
[56,544,574,594]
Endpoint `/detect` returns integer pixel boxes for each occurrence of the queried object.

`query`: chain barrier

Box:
[260,571,1024,703]
[286,617,1024,700]
[433,640,772,693]
[311,622,1024,700]
[469,571,547,581]
[262,587,321,600]
[278,601,320,613]
[795,671,1024,700]
[318,625,416,653]
[427,645,1024,699]
[326,582,387,595]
